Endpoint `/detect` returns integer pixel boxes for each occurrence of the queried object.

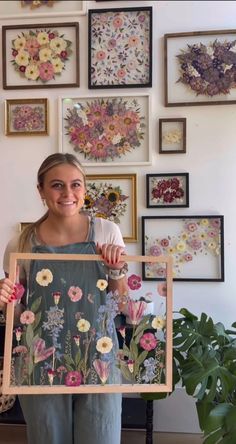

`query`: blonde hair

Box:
[18,153,86,252]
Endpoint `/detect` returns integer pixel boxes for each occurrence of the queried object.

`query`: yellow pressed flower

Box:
[15,50,29,66]
[36,269,53,287]
[167,246,176,254]
[106,190,120,204]
[208,241,216,250]
[152,316,166,330]
[51,57,64,73]
[25,64,39,80]
[96,336,113,354]
[39,48,52,62]
[96,279,108,291]
[199,232,207,239]
[50,37,67,54]
[181,232,189,240]
[14,36,26,50]
[200,219,209,226]
[37,31,49,45]
[77,319,90,333]
[176,241,186,252]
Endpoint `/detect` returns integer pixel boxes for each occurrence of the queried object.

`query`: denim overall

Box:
[19,221,122,444]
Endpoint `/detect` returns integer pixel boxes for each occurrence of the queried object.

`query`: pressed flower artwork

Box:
[88,7,152,88]
[0,1,86,19]
[146,173,189,208]
[159,118,186,154]
[2,23,79,89]
[60,95,150,166]
[5,99,48,136]
[142,216,224,281]
[20,0,60,9]
[165,30,236,106]
[3,252,172,394]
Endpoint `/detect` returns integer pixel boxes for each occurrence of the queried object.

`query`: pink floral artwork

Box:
[147,174,189,208]
[6,99,48,135]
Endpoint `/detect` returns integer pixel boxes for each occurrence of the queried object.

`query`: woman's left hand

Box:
[96,243,126,269]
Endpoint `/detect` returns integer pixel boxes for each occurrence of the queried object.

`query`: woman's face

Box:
[38,164,86,218]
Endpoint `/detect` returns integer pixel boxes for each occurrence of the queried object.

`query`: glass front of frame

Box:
[159,119,186,153]
[3,253,172,394]
[142,216,224,282]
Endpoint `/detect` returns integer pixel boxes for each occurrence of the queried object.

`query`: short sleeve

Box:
[93,218,125,248]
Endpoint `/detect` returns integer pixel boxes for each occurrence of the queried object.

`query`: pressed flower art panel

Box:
[159,118,186,153]
[5,98,48,136]
[3,252,172,394]
[0,1,86,19]
[146,173,189,208]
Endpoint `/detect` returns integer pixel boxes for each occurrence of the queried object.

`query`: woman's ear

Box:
[37,184,44,200]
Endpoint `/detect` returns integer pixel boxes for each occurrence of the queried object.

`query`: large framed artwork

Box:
[83,174,137,243]
[142,215,224,282]
[0,1,87,19]
[88,7,152,88]
[59,94,151,166]
[164,30,236,106]
[2,252,173,394]
[146,173,189,208]
[5,98,48,136]
[2,23,80,90]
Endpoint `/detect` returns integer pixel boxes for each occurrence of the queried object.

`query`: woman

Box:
[0,153,128,444]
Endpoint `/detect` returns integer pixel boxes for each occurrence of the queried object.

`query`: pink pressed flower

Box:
[156,267,166,277]
[93,359,110,384]
[25,38,40,57]
[157,283,167,297]
[57,366,67,374]
[128,274,142,290]
[140,333,158,351]
[160,238,169,247]
[12,345,28,354]
[117,326,126,339]
[33,338,55,364]
[127,300,147,325]
[96,50,106,61]
[128,36,140,47]
[65,371,83,387]
[207,230,217,238]
[113,17,123,28]
[149,245,162,256]
[68,286,83,302]
[184,253,193,262]
[47,369,56,386]
[211,219,220,228]
[127,359,135,373]
[48,33,55,40]
[39,62,54,81]
[186,223,198,232]
[20,310,35,325]
[52,291,61,305]
[73,335,81,346]
[60,50,68,59]
[117,68,126,78]
[188,239,202,250]
[19,66,26,72]
[14,327,22,342]
[12,49,18,57]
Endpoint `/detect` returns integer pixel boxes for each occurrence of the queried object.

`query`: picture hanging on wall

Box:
[59,94,151,166]
[88,6,152,89]
[159,118,186,153]
[2,22,80,90]
[142,215,224,282]
[0,1,87,19]
[146,173,189,208]
[83,174,137,243]
[2,252,173,395]
[164,29,236,106]
[5,98,48,136]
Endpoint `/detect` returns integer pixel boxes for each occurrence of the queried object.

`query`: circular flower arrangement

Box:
[151,177,184,205]
[64,97,145,161]
[176,39,236,96]
[11,28,72,83]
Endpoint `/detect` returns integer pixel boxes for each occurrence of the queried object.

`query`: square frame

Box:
[164,29,236,106]
[5,99,48,136]
[0,1,87,19]
[84,174,137,243]
[59,94,151,166]
[2,23,80,90]
[88,7,152,89]
[159,118,186,154]
[3,252,173,395]
[142,215,224,282]
[146,173,189,208]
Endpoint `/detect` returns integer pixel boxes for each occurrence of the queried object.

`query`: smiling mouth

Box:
[58,201,76,206]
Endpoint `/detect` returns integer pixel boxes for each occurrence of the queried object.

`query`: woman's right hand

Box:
[0,278,15,311]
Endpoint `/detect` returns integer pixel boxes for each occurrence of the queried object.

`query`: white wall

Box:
[1,0,236,433]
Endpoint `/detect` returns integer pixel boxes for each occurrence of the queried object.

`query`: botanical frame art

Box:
[2,252,173,395]
[83,174,137,243]
[159,118,186,154]
[146,173,189,208]
[142,215,224,282]
[2,22,80,90]
[5,98,48,136]
[164,29,236,106]
[88,6,152,88]
[59,94,151,166]
[0,1,87,19]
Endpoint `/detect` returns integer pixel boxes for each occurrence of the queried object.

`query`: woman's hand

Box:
[96,243,126,270]
[0,277,15,311]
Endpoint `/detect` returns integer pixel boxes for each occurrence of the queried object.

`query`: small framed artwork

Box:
[5,99,48,136]
[2,23,80,90]
[164,29,236,106]
[159,118,186,154]
[146,173,189,208]
[88,7,152,88]
[0,1,87,19]
[83,174,137,243]
[59,94,151,166]
[142,215,224,282]
[3,252,173,394]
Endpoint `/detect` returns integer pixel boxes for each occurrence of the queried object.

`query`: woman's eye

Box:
[72,182,81,188]
[52,183,63,189]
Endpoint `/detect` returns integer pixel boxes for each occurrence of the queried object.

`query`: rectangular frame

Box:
[59,94,151,166]
[88,7,152,89]
[0,1,87,19]
[159,118,186,154]
[5,98,48,136]
[146,173,189,208]
[84,174,137,243]
[2,23,80,90]
[142,215,224,282]
[3,252,172,395]
[164,29,236,106]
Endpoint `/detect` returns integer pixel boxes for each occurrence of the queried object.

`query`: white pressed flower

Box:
[77,318,90,333]
[96,336,113,354]
[14,36,26,50]
[112,133,122,144]
[152,316,166,330]
[15,50,29,66]
[50,37,67,54]
[25,64,39,80]
[51,57,65,73]
[96,279,108,291]
[37,32,49,45]
[36,268,53,287]
[39,48,52,62]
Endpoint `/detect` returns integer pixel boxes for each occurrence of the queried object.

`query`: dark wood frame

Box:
[146,173,189,208]
[2,22,80,90]
[159,118,186,154]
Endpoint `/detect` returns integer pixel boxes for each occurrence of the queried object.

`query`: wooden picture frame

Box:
[2,23,80,90]
[2,252,173,395]
[142,215,224,282]
[88,7,152,89]
[164,29,236,106]
[5,99,48,136]
[59,94,151,166]
[0,1,87,19]
[146,173,189,208]
[83,174,137,243]
[159,118,186,154]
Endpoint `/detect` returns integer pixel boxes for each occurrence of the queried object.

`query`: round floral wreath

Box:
[11,29,72,83]
[176,39,236,97]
